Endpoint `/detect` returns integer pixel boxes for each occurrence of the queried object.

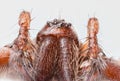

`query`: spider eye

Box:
[46,19,72,28]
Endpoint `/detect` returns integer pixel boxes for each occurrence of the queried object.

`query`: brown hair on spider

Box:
[35,18,79,81]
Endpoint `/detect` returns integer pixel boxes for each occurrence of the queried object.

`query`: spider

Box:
[0,11,120,81]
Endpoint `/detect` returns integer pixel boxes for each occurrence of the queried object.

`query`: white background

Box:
[0,0,120,59]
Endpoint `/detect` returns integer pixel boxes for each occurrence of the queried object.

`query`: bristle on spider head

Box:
[47,19,72,28]
[18,11,31,29]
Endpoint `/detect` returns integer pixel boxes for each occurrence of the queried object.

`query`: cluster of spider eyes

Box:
[47,19,71,28]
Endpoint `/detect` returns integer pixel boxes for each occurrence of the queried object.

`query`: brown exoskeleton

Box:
[0,11,120,81]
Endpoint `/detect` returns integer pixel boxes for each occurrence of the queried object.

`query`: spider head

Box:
[36,19,79,46]
[41,19,73,35]
[38,19,73,35]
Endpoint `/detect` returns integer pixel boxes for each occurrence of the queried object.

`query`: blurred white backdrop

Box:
[0,0,120,59]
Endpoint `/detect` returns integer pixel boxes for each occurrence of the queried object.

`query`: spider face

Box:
[36,19,79,46]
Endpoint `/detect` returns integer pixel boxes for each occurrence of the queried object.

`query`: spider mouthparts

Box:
[47,19,72,28]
